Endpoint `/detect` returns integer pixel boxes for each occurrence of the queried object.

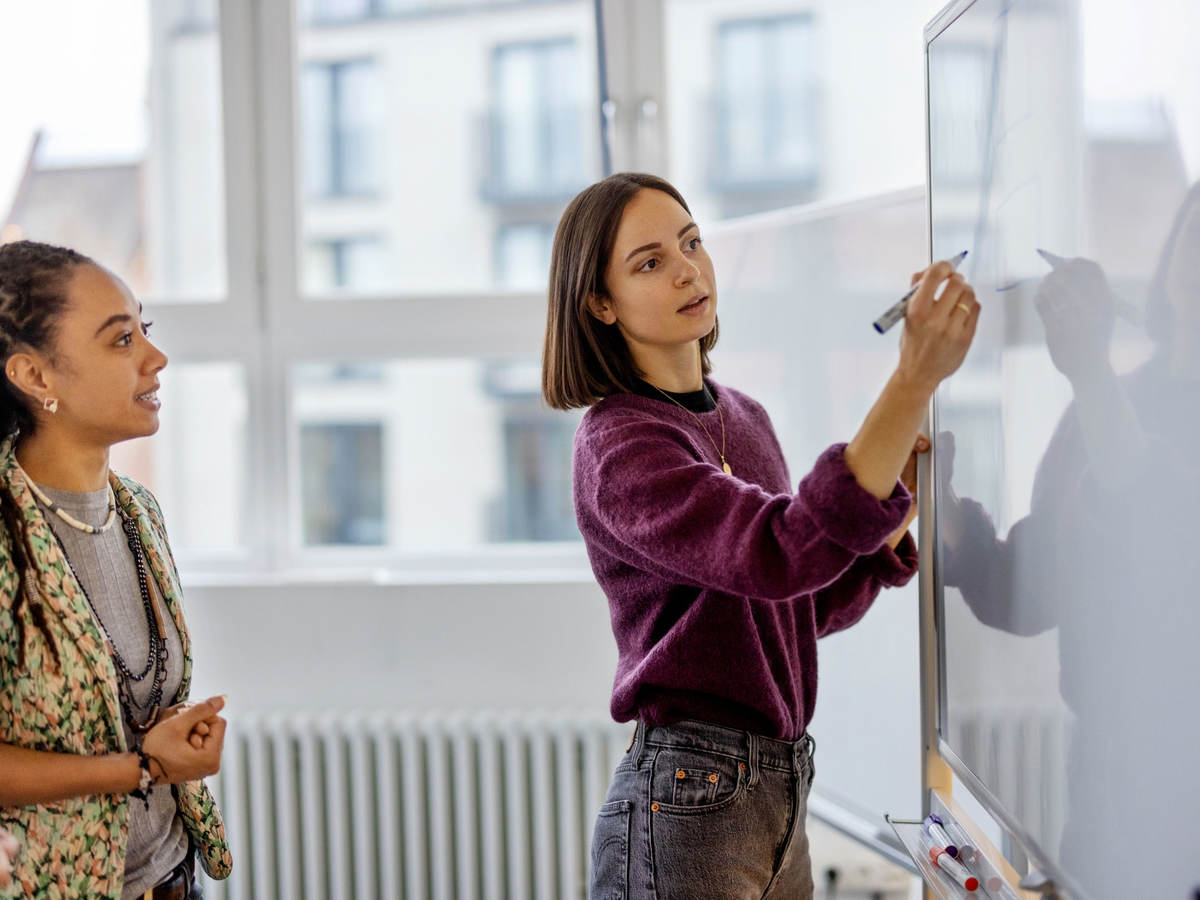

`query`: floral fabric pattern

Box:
[0,438,232,898]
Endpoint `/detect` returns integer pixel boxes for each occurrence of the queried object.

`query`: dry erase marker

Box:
[943,820,978,864]
[920,831,980,892]
[924,814,958,857]
[1035,248,1144,325]
[874,250,969,333]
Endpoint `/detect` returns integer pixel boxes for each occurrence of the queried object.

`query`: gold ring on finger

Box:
[954,302,972,315]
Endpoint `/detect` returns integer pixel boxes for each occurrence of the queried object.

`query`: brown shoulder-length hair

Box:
[542,172,719,409]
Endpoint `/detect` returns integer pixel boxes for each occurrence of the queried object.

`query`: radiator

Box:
[198,712,634,900]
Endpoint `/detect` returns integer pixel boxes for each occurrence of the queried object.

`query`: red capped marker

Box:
[928,844,980,892]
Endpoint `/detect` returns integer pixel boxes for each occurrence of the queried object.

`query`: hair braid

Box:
[0,482,59,671]
[0,240,91,439]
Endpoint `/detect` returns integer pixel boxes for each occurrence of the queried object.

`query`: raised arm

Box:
[845,261,978,498]
[581,420,914,601]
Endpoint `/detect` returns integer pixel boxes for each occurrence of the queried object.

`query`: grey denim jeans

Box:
[588,719,816,900]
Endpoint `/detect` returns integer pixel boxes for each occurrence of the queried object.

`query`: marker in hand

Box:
[874,250,969,334]
[1035,248,1144,325]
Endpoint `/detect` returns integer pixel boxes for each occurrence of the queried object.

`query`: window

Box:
[484,361,580,542]
[292,359,582,552]
[486,39,587,204]
[300,59,382,198]
[169,0,218,33]
[0,0,228,299]
[495,222,554,289]
[306,236,389,291]
[713,16,819,190]
[302,0,377,22]
[300,423,386,545]
[295,3,600,295]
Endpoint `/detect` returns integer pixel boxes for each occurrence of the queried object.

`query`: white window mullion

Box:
[596,0,668,174]
[249,0,302,572]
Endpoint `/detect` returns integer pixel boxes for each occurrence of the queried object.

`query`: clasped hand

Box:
[141,694,228,785]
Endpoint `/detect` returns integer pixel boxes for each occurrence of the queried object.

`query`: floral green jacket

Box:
[0,439,232,898]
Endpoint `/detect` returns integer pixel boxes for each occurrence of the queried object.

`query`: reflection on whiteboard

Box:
[930,1,1200,898]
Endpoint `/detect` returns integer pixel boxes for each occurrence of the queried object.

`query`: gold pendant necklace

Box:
[649,383,732,476]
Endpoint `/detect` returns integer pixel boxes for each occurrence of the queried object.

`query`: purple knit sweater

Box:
[573,380,919,740]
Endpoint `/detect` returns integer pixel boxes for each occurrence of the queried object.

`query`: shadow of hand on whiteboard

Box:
[938,184,1200,900]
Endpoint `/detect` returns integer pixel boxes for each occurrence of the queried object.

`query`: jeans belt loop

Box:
[746,731,761,789]
[631,721,648,771]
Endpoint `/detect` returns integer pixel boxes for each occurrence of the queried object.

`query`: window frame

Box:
[149,0,611,581]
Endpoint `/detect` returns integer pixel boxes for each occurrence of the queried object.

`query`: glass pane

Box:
[663,2,932,221]
[110,362,247,554]
[293,359,582,550]
[0,0,227,299]
[294,1,601,296]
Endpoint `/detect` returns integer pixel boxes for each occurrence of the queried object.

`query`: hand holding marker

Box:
[873,250,969,334]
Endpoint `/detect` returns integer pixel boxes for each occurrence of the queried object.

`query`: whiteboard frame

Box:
[921,1,1089,897]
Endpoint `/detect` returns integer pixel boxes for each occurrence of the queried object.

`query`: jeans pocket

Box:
[589,799,631,900]
[649,748,746,815]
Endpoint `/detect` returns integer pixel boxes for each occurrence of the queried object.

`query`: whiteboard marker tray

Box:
[886,814,1022,900]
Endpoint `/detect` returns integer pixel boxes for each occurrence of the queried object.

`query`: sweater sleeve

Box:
[813,531,917,637]
[580,416,912,601]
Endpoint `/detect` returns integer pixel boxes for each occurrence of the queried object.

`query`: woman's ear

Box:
[586,292,617,325]
[5,352,50,401]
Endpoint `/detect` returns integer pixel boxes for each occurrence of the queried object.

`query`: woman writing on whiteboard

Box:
[542,173,979,898]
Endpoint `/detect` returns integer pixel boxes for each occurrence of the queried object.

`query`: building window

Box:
[301,59,382,198]
[300,422,386,545]
[306,236,389,292]
[713,15,819,189]
[302,0,376,22]
[482,362,580,542]
[495,222,554,289]
[169,0,218,33]
[492,412,580,542]
[486,39,585,204]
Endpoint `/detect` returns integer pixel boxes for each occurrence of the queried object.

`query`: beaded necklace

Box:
[16,461,118,534]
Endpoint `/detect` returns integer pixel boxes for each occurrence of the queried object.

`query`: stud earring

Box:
[42,397,58,414]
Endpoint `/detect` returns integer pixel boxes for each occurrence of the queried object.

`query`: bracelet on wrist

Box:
[130,750,154,811]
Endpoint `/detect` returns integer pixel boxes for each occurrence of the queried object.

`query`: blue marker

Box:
[1035,248,1144,325]
[874,250,969,334]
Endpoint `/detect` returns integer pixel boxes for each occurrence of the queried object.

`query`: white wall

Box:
[183,578,617,716]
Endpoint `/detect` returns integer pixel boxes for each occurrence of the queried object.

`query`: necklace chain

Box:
[51,505,168,734]
[649,383,732,476]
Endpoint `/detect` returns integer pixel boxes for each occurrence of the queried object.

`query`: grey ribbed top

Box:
[36,482,188,899]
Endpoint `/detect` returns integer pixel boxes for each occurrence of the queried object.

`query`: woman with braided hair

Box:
[0,240,231,899]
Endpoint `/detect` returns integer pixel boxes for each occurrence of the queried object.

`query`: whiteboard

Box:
[927,1,1200,897]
